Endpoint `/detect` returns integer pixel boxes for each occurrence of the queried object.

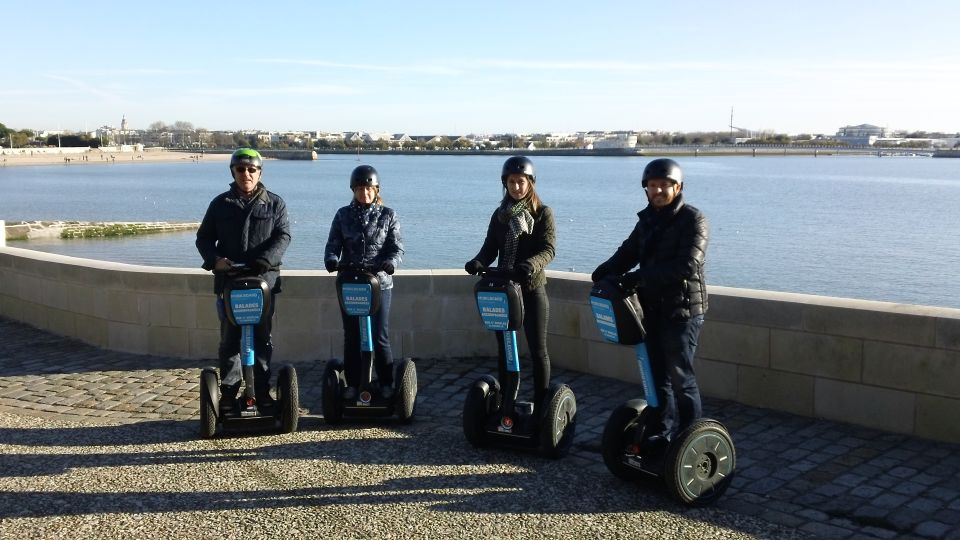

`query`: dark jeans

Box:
[217,296,276,400]
[341,287,394,388]
[495,286,551,407]
[645,314,704,440]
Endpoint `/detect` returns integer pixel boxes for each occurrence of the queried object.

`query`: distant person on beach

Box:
[324,164,404,400]
[464,155,557,410]
[196,148,291,410]
[591,158,709,455]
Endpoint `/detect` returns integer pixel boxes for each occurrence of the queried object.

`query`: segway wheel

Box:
[277,365,300,434]
[601,400,655,481]
[199,368,219,439]
[395,358,418,424]
[664,419,736,506]
[462,376,499,448]
[321,358,345,425]
[539,383,577,459]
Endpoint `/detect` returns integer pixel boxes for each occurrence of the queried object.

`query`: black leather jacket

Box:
[324,202,403,290]
[596,194,708,320]
[196,182,291,294]
[472,205,556,291]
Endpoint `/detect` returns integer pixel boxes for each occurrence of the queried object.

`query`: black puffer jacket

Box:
[196,182,291,294]
[324,202,403,290]
[596,194,708,320]
[472,205,556,291]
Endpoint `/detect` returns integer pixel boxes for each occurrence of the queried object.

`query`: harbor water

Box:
[2,154,959,309]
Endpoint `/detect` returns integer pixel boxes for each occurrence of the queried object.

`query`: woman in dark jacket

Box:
[464,155,557,408]
[324,165,403,400]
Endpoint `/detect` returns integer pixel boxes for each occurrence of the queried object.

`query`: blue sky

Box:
[2,1,957,135]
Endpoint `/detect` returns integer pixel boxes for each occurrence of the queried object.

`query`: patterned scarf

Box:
[351,199,382,229]
[497,198,535,270]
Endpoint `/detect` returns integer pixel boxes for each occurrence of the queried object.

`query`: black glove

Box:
[464,259,484,275]
[621,270,644,291]
[380,261,395,275]
[591,263,612,283]
[324,258,338,273]
[251,258,271,275]
[514,261,534,280]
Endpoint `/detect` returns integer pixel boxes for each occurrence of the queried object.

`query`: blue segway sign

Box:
[590,297,619,343]
[342,284,373,317]
[229,289,264,325]
[477,292,510,331]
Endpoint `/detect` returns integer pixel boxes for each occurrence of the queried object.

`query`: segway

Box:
[461,266,577,458]
[321,264,417,424]
[199,266,299,438]
[590,277,735,506]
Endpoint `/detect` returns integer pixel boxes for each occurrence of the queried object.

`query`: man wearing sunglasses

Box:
[196,148,292,409]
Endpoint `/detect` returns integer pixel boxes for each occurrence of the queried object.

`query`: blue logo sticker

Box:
[635,343,659,408]
[342,283,373,316]
[477,291,510,331]
[590,297,619,343]
[229,289,264,326]
[504,330,520,373]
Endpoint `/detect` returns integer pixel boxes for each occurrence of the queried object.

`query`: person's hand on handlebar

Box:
[325,258,339,273]
[214,257,234,273]
[464,259,484,275]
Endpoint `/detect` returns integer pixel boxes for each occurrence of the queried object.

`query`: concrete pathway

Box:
[1,317,958,539]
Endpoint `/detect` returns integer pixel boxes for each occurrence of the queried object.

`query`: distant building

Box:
[592,133,638,149]
[834,124,887,146]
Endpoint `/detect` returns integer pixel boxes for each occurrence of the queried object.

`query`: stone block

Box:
[814,378,915,436]
[936,316,960,351]
[0,268,16,296]
[440,296,482,331]
[107,321,149,353]
[40,280,73,311]
[770,329,862,381]
[0,295,22,320]
[578,304,605,342]
[696,358,738,401]
[19,301,48,330]
[803,304,935,346]
[914,394,960,444]
[272,329,329,362]
[406,330,444,358]
[548,334,588,372]
[46,308,76,338]
[274,296,321,333]
[147,294,173,327]
[74,314,108,348]
[708,291,804,329]
[699,321,770,367]
[148,326,189,358]
[863,341,960,399]
[278,273,328,298]
[188,328,220,359]
[442,329,495,358]
[195,296,220,330]
[68,284,100,318]
[544,272,592,302]
[548,300,581,338]
[168,294,198,329]
[392,273,434,297]
[17,274,44,304]
[738,366,814,416]
[106,290,146,325]
[395,295,445,332]
[429,272,473,297]
[586,340,640,384]
[120,269,193,294]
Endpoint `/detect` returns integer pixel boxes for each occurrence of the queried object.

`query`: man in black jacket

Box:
[592,158,708,451]
[196,148,292,408]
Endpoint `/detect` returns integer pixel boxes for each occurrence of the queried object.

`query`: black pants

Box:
[341,287,394,388]
[495,286,551,407]
[645,314,705,439]
[217,296,275,400]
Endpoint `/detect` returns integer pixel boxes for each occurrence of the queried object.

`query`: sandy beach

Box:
[0,148,229,167]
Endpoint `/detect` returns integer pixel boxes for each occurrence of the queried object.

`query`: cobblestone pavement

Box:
[1,317,959,539]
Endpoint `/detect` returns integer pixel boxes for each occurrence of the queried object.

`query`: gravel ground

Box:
[0,411,805,540]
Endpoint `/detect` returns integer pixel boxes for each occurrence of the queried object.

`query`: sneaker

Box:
[343,386,358,401]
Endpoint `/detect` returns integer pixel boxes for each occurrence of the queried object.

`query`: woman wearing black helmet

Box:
[465,156,557,409]
[324,164,404,400]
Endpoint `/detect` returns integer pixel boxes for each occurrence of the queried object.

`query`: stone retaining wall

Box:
[0,240,958,444]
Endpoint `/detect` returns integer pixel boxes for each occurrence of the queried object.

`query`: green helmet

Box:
[229,148,262,170]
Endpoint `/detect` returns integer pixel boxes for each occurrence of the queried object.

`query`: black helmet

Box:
[641,158,683,187]
[501,155,536,185]
[350,165,380,189]
[229,148,262,170]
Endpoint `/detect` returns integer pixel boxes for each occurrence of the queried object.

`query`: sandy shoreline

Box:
[0,149,229,167]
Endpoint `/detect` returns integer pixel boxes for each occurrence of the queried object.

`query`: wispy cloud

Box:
[253,58,462,76]
[479,59,736,72]
[42,74,123,101]
[190,84,358,97]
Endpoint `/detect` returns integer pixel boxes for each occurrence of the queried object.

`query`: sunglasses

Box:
[234,166,261,174]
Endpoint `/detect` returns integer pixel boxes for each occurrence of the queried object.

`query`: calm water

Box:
[2,154,960,308]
